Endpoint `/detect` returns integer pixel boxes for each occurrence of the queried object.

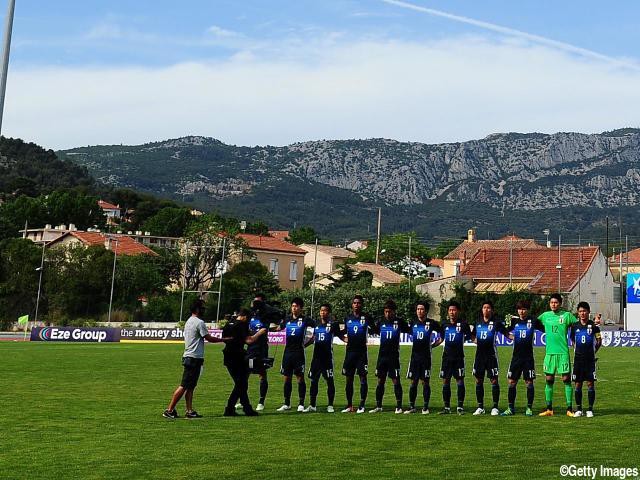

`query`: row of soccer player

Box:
[238,293,601,417]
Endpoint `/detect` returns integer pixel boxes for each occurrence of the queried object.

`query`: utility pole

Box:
[0,0,16,134]
[556,235,562,292]
[375,207,382,265]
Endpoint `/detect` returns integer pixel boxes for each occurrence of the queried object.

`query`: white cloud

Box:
[3,35,640,150]
[207,25,242,38]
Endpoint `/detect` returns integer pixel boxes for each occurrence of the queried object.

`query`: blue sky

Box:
[3,0,640,148]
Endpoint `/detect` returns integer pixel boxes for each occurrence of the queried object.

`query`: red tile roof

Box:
[352,262,405,285]
[429,258,444,268]
[238,234,306,254]
[49,231,156,256]
[98,200,119,210]
[460,246,600,293]
[444,237,543,261]
[268,230,290,239]
[609,247,640,265]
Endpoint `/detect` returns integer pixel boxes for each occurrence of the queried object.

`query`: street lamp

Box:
[34,242,45,324]
[543,229,550,248]
[107,237,119,324]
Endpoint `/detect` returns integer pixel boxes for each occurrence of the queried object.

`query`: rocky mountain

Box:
[58,128,640,240]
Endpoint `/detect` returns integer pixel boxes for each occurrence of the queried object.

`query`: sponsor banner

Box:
[601,330,640,347]
[121,328,185,342]
[626,273,640,304]
[30,327,120,343]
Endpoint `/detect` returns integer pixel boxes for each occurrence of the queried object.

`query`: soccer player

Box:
[501,299,544,416]
[404,300,443,415]
[245,297,273,411]
[276,297,315,412]
[439,301,472,415]
[538,293,579,416]
[369,300,411,414]
[472,300,509,416]
[304,303,344,413]
[341,294,375,414]
[570,302,601,418]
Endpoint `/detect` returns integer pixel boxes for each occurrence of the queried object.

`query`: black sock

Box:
[359,379,368,408]
[526,383,534,409]
[508,384,516,410]
[443,383,451,408]
[423,383,431,409]
[309,380,319,407]
[587,387,595,411]
[476,383,484,408]
[375,383,384,408]
[346,378,354,407]
[394,383,403,408]
[492,383,500,409]
[298,380,306,405]
[575,387,583,411]
[457,382,465,408]
[327,377,336,406]
[284,380,292,406]
[409,381,418,408]
[259,377,268,404]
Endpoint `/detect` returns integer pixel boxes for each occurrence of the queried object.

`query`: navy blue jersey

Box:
[246,316,269,358]
[311,322,342,359]
[442,321,472,358]
[570,321,600,360]
[505,316,544,359]
[374,317,410,357]
[410,318,442,358]
[344,313,375,353]
[279,316,315,352]
[473,316,508,356]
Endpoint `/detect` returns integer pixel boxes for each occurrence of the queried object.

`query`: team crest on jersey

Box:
[559,315,564,324]
[587,325,592,334]
[456,323,461,333]
[527,320,532,329]
[297,320,303,327]
[360,318,365,325]
[488,322,494,331]
[425,322,430,329]
[393,321,398,329]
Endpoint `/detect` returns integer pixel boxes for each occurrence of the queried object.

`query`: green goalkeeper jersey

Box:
[538,310,578,355]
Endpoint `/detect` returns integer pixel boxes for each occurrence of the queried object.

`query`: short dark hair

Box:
[481,299,494,309]
[515,299,530,310]
[352,294,364,303]
[319,303,332,312]
[190,299,205,315]
[383,299,397,311]
[237,307,251,318]
[448,300,461,310]
[415,300,430,310]
[577,301,591,312]
[291,297,304,308]
[254,292,266,301]
[550,293,563,303]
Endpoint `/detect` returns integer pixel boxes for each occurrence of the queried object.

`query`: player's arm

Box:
[569,325,577,350]
[534,318,545,332]
[594,313,602,325]
[594,326,602,352]
[204,333,229,343]
[430,321,444,347]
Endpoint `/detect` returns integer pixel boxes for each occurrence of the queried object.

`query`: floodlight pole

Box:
[179,241,189,322]
[0,0,15,134]
[107,238,119,324]
[215,238,226,322]
[34,241,45,324]
[310,238,318,318]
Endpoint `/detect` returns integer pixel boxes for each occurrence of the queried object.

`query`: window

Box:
[289,260,298,281]
[269,258,279,278]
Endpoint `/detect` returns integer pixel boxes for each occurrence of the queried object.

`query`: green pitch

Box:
[1,343,639,480]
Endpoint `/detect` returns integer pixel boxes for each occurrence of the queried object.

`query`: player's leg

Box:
[473,355,485,414]
[562,372,573,415]
[372,370,387,412]
[357,355,369,413]
[502,378,517,415]
[165,385,185,417]
[586,380,595,416]
[307,367,321,411]
[540,354,556,415]
[405,358,419,413]
[342,353,356,412]
[258,370,268,410]
[439,357,452,414]
[295,370,307,411]
[278,373,293,411]
[390,370,403,413]
[574,380,584,416]
[422,377,431,413]
[488,356,500,415]
[325,368,336,411]
[455,366,466,415]
[344,375,355,411]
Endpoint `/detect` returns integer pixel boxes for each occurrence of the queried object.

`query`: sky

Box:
[2,0,640,149]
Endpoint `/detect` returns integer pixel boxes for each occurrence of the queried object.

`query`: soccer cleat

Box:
[439,407,451,415]
[276,404,291,412]
[472,407,485,416]
[395,407,403,414]
[244,409,259,417]
[566,410,574,417]
[421,408,430,415]
[369,407,383,414]
[586,410,594,418]
[500,408,514,416]
[185,410,203,419]
[234,402,242,410]
[404,408,417,415]
[303,406,317,413]
[327,406,335,413]
[525,407,533,416]
[162,409,179,419]
[456,407,465,415]
[341,406,355,413]
[297,405,305,413]
[490,408,500,416]
[356,407,366,414]
[573,410,583,417]
[223,408,238,417]
[538,409,554,417]
[255,403,265,412]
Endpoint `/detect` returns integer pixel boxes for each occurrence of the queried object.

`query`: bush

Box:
[144,292,198,322]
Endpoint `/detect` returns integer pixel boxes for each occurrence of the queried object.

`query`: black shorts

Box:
[407,355,432,381]
[180,356,204,390]
[572,357,597,382]
[473,353,499,380]
[375,355,400,379]
[309,356,334,380]
[439,355,465,380]
[342,350,368,377]
[507,356,536,381]
[280,350,305,376]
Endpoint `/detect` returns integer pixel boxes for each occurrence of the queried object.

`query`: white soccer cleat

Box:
[490,408,500,416]
[422,408,430,415]
[573,410,583,417]
[404,408,417,415]
[341,406,355,413]
[234,402,242,410]
[456,407,465,415]
[395,408,403,414]
[327,406,335,413]
[473,407,485,416]
[356,407,366,414]
[276,404,291,412]
[255,403,265,412]
[586,411,594,418]
[297,405,305,412]
[368,407,383,413]
[303,406,316,413]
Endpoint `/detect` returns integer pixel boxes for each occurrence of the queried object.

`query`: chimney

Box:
[467,228,476,243]
[69,223,76,231]
[135,231,142,236]
[144,231,150,236]
[580,249,584,262]
[45,224,52,230]
[482,249,487,263]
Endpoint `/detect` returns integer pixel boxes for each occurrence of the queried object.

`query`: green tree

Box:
[433,239,461,259]
[0,239,41,328]
[287,226,318,245]
[44,189,106,229]
[355,232,432,273]
[141,207,193,237]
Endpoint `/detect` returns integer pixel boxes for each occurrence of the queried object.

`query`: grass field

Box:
[1,342,639,480]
